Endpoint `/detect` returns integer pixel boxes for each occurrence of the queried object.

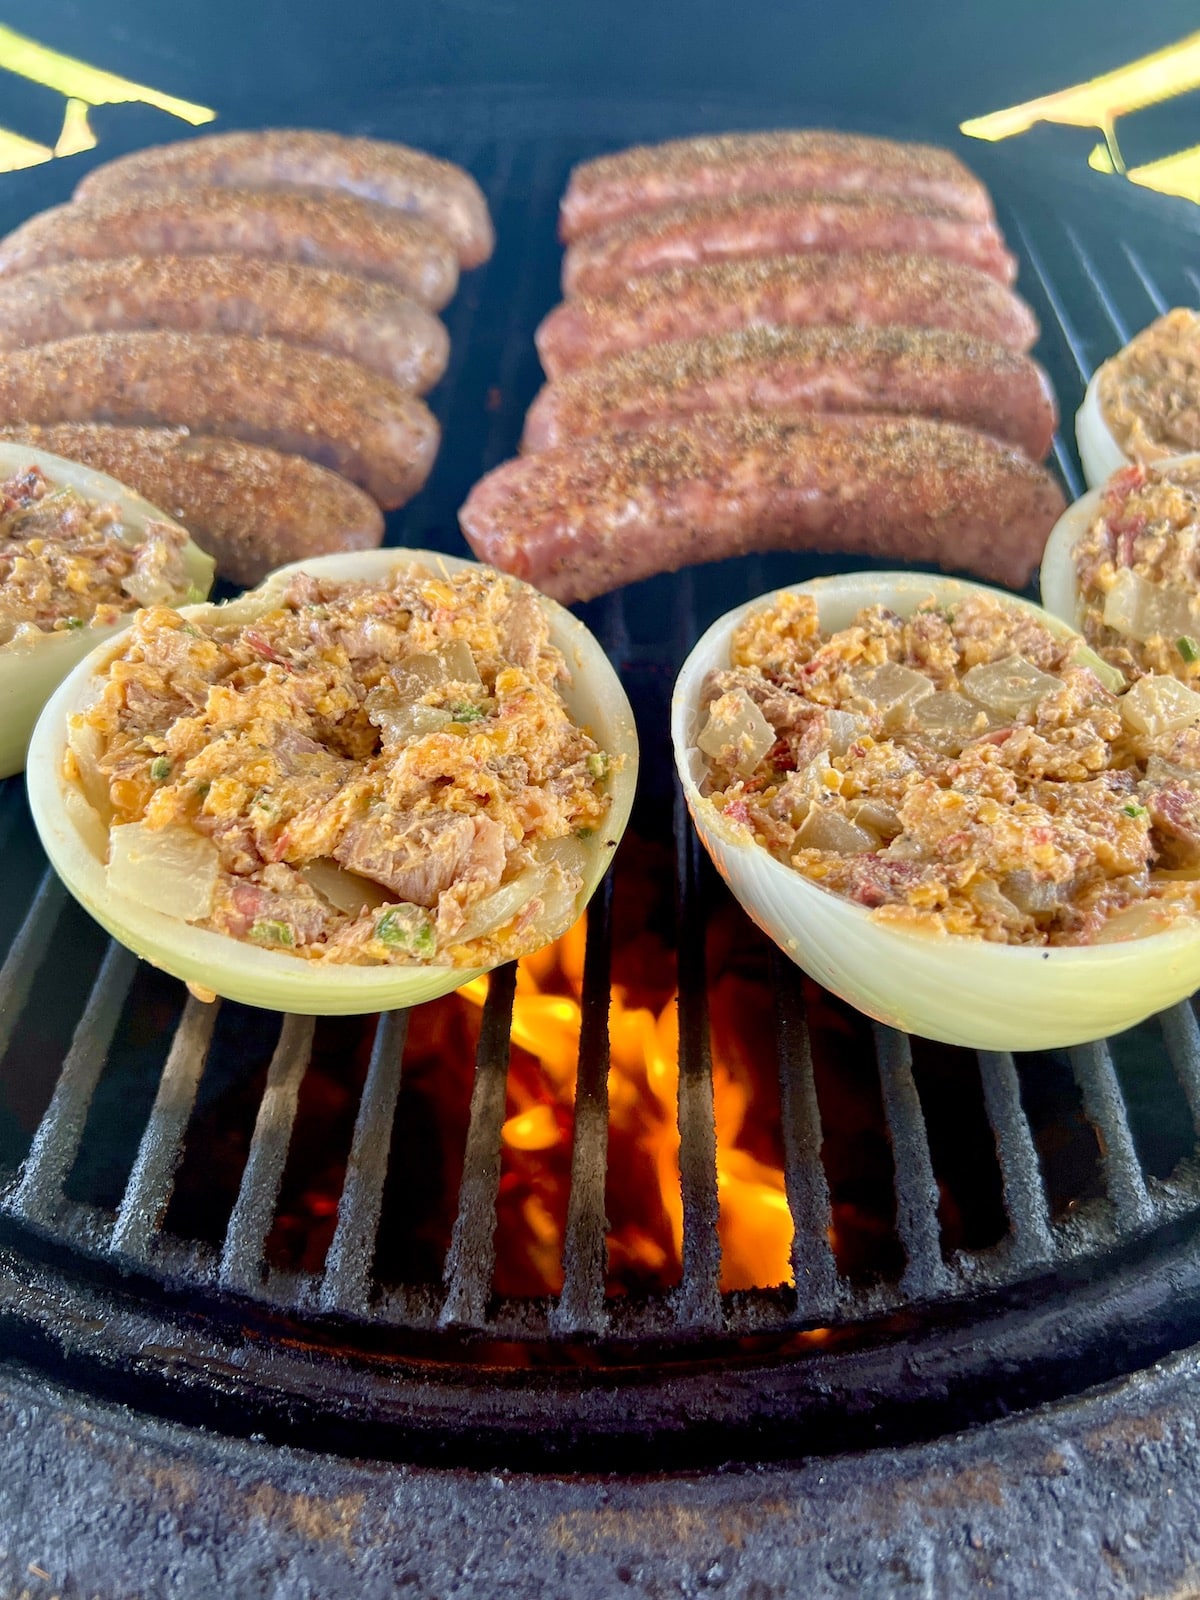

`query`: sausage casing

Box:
[0,330,439,508]
[460,413,1066,602]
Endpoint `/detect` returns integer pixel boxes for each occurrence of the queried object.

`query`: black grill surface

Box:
[3,85,1200,1597]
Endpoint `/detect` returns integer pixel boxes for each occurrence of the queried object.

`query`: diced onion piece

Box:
[826,709,866,755]
[697,689,776,776]
[913,690,988,745]
[1092,902,1175,944]
[854,662,934,732]
[1001,871,1068,915]
[961,654,1059,718]
[300,859,391,917]
[374,703,452,744]
[845,798,902,841]
[523,863,580,945]
[1102,567,1200,644]
[439,637,482,687]
[106,820,219,921]
[391,651,449,698]
[455,863,552,945]
[535,835,588,879]
[793,803,875,855]
[1120,673,1200,736]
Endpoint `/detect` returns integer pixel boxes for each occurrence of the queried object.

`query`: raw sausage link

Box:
[0,256,450,393]
[459,413,1065,602]
[522,325,1057,459]
[0,330,438,508]
[0,423,385,585]
[562,193,1017,298]
[0,188,459,309]
[561,130,994,240]
[535,252,1040,376]
[76,129,495,268]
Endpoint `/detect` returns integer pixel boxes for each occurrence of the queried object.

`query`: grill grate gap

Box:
[62,963,187,1213]
[262,1013,375,1278]
[906,1038,1008,1258]
[1014,1050,1107,1224]
[162,1002,284,1250]
[1105,1019,1198,1184]
[10,941,138,1226]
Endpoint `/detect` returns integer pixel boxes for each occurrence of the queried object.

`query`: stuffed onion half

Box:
[0,442,214,778]
[27,548,637,1014]
[672,570,1200,1051]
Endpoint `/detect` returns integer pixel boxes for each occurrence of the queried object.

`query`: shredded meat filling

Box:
[700,591,1200,945]
[72,564,612,965]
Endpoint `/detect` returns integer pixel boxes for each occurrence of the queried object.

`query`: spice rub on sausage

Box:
[536,251,1039,376]
[0,188,459,310]
[0,331,438,508]
[522,325,1057,459]
[561,193,1017,298]
[560,130,995,240]
[76,129,495,269]
[0,424,385,586]
[0,256,450,394]
[459,413,1066,602]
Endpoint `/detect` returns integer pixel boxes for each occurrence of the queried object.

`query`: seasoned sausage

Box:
[0,331,438,508]
[535,252,1040,376]
[0,188,459,309]
[76,128,495,268]
[459,413,1065,602]
[562,193,1017,298]
[522,325,1057,460]
[561,131,994,240]
[0,256,449,393]
[0,423,385,585]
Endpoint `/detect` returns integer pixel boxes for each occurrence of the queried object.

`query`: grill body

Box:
[3,85,1200,1596]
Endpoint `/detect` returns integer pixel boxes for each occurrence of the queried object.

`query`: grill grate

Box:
[3,126,1200,1394]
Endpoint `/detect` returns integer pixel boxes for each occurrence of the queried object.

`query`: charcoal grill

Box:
[4,85,1200,1598]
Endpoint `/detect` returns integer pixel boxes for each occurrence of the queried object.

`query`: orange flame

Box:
[459,914,795,1296]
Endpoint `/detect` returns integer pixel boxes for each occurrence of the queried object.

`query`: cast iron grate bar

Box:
[976,1050,1054,1269]
[771,954,839,1319]
[440,962,518,1328]
[873,1024,950,1298]
[1063,222,1132,344]
[321,1009,410,1316]
[1160,1002,1200,1141]
[1069,1040,1155,1228]
[550,876,615,1336]
[0,871,66,1068]
[111,995,220,1261]
[671,775,723,1330]
[219,1014,315,1294]
[9,941,138,1225]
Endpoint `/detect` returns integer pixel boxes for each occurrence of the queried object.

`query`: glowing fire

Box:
[458,913,795,1296]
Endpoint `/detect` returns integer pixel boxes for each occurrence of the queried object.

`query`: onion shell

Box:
[1075,364,1129,489]
[26,548,638,1015]
[0,442,214,779]
[672,570,1200,1051]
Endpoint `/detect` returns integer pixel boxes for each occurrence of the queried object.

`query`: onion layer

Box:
[672,570,1200,1051]
[26,549,638,1016]
[1075,365,1130,490]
